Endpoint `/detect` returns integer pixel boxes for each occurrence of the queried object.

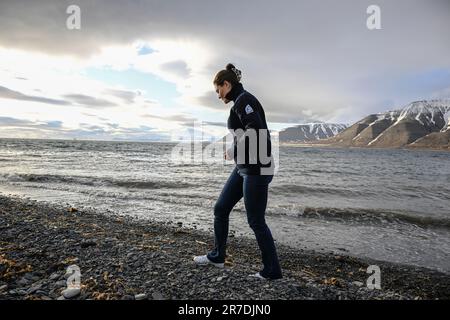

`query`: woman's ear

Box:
[223,80,231,90]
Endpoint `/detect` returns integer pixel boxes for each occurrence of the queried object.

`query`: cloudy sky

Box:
[0,0,449,141]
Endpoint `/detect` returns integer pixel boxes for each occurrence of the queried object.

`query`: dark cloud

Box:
[203,121,227,127]
[0,116,168,141]
[0,116,62,129]
[143,113,197,123]
[105,122,120,129]
[160,60,191,78]
[0,116,34,126]
[264,112,315,124]
[104,88,139,104]
[1,0,448,70]
[0,86,128,110]
[63,93,117,108]
[0,85,71,105]
[0,0,449,123]
[194,91,223,110]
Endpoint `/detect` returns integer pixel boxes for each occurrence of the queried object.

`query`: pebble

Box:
[0,285,8,292]
[49,273,60,281]
[152,291,165,300]
[352,281,365,287]
[134,293,147,300]
[36,290,48,295]
[17,278,30,286]
[80,240,97,248]
[24,273,40,282]
[62,288,81,299]
[27,284,43,295]
[55,280,67,288]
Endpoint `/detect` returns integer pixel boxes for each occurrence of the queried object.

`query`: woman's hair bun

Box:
[226,63,242,82]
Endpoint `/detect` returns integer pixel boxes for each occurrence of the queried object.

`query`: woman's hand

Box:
[224,147,233,160]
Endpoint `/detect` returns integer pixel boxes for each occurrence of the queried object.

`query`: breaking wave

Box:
[290,206,450,229]
[0,173,192,190]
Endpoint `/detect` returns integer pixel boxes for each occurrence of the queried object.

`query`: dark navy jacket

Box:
[226,83,273,175]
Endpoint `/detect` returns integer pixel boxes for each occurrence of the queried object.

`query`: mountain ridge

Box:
[278,123,348,142]
[313,99,450,150]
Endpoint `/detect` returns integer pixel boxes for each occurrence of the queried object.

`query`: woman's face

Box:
[214,80,232,104]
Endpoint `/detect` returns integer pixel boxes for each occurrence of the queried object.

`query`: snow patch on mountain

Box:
[279,123,348,142]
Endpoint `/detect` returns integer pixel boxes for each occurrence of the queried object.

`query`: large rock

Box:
[62,287,81,299]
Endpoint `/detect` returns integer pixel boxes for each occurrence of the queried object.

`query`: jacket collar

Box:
[225,82,245,102]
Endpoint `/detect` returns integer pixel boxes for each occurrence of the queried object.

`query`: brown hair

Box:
[213,63,242,86]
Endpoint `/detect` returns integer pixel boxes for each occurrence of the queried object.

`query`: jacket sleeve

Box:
[233,97,264,130]
[232,97,265,156]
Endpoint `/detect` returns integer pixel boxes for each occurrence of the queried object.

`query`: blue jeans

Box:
[207,166,282,279]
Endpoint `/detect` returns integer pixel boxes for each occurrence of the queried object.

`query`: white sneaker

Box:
[249,272,268,280]
[193,255,224,268]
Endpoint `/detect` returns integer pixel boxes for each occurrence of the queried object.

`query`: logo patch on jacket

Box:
[245,104,254,114]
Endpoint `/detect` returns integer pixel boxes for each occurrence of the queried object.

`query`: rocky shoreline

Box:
[0,194,449,300]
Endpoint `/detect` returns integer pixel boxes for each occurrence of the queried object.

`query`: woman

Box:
[194,63,282,280]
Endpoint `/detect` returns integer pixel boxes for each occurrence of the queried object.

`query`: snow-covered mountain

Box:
[321,99,450,149]
[279,123,348,142]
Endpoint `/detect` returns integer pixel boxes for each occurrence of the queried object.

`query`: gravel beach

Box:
[0,193,449,300]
